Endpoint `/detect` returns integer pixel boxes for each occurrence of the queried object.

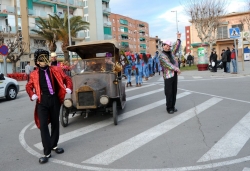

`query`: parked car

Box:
[0,73,19,100]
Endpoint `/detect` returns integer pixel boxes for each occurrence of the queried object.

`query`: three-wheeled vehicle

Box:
[61,40,126,127]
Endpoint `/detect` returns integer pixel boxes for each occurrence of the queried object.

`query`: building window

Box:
[84,14,89,22]
[187,36,189,39]
[187,41,189,44]
[113,27,115,31]
[83,0,88,8]
[34,39,46,47]
[113,19,115,23]
[187,30,189,33]
[232,24,243,31]
[120,19,128,25]
[217,26,228,39]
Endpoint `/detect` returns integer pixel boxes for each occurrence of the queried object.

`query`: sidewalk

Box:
[181,60,250,77]
[17,61,250,92]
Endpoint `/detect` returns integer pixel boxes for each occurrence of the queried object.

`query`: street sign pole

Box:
[229,27,240,73]
[3,56,7,76]
[233,39,238,73]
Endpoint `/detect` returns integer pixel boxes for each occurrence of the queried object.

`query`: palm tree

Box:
[31,17,58,52]
[49,13,89,62]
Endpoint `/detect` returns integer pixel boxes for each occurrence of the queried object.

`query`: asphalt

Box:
[17,60,250,92]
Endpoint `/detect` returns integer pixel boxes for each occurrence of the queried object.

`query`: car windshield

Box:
[71,57,115,74]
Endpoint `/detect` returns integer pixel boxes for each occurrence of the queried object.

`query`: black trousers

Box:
[164,72,178,111]
[37,94,60,156]
[223,62,227,72]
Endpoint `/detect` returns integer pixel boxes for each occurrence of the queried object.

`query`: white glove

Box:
[31,94,38,101]
[66,88,72,94]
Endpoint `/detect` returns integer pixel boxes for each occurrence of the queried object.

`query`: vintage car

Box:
[61,40,126,127]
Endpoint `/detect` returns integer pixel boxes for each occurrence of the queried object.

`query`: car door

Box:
[0,76,5,97]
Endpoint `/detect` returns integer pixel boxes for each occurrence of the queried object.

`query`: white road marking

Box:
[126,88,164,101]
[178,88,250,104]
[34,92,191,150]
[243,168,250,171]
[20,122,250,170]
[193,76,202,79]
[82,97,222,165]
[157,77,163,82]
[198,111,250,162]
[178,76,184,79]
[125,83,156,92]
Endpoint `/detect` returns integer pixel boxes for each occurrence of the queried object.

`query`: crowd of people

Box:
[120,51,162,87]
[211,44,237,73]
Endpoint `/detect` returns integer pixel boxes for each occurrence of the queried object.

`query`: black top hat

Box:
[34,49,49,67]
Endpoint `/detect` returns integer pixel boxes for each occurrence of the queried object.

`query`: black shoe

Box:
[52,147,64,154]
[174,108,178,112]
[167,110,174,114]
[39,154,51,164]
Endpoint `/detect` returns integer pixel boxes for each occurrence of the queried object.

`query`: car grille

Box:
[78,91,94,106]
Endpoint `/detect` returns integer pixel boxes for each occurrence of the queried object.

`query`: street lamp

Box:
[67,0,72,64]
[171,10,181,67]
[171,10,179,35]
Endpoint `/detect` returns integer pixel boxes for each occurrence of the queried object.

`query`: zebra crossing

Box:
[28,81,250,170]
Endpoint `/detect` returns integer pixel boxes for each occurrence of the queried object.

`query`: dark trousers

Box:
[223,62,227,72]
[26,74,30,82]
[164,72,178,111]
[37,94,61,155]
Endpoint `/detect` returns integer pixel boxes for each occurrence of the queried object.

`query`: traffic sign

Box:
[229,27,240,39]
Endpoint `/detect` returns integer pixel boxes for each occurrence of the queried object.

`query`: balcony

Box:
[36,0,83,7]
[32,10,53,18]
[0,5,15,14]
[104,21,111,27]
[103,8,111,15]
[104,34,112,40]
[77,32,85,38]
[102,0,110,3]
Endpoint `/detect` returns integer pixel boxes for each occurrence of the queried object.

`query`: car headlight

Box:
[100,95,109,105]
[64,98,73,108]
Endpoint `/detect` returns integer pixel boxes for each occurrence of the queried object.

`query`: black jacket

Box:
[226,50,231,62]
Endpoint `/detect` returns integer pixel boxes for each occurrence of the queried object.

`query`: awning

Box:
[190,42,209,48]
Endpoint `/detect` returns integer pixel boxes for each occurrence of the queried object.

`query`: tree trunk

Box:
[12,61,17,73]
[63,51,69,63]
[49,42,57,52]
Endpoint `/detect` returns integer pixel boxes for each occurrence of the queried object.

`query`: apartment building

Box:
[0,0,111,73]
[187,11,250,62]
[149,36,162,56]
[109,13,149,54]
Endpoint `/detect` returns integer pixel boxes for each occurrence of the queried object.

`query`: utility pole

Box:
[67,0,72,64]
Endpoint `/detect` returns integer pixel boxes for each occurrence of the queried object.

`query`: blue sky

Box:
[110,0,248,43]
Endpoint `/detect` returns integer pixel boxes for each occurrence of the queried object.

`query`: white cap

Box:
[51,52,57,57]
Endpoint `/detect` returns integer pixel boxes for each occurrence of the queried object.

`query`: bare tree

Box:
[183,0,227,53]
[241,0,250,42]
[3,29,29,73]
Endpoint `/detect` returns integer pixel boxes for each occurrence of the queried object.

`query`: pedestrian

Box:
[187,52,192,67]
[142,53,149,81]
[231,45,237,74]
[226,47,231,73]
[124,51,133,87]
[221,49,227,72]
[148,54,154,77]
[159,33,181,114]
[50,52,59,66]
[25,61,31,82]
[153,51,161,75]
[210,49,218,72]
[135,53,143,87]
[26,49,73,164]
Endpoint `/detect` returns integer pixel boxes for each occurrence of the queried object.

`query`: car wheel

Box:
[113,101,118,125]
[6,86,17,100]
[60,105,69,127]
